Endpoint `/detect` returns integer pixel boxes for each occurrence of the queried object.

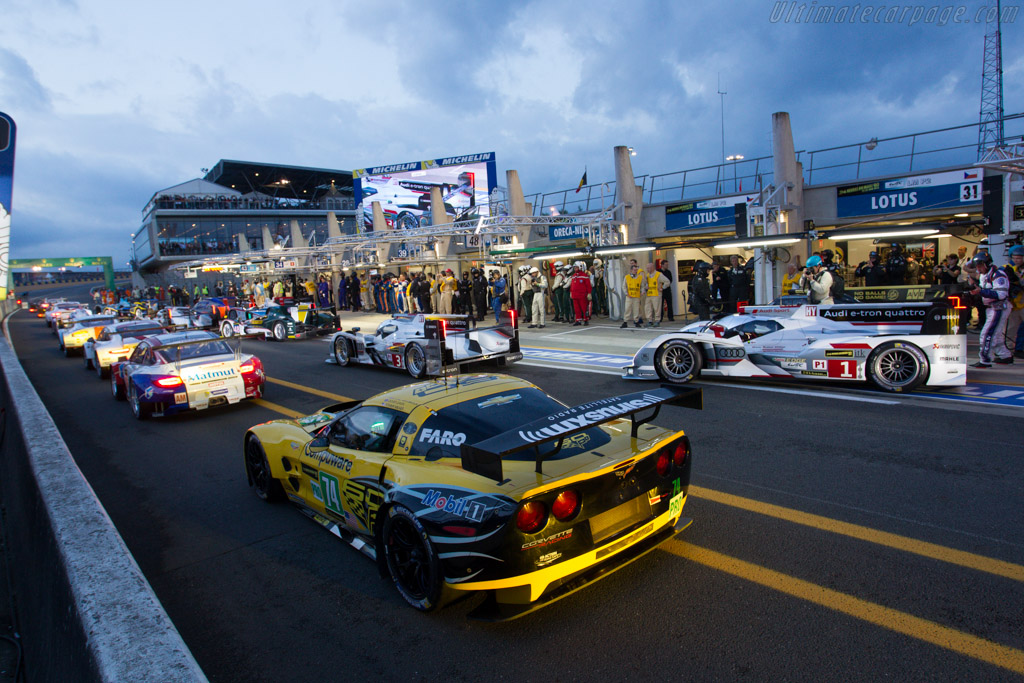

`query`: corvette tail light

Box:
[673,439,690,467]
[154,376,184,388]
[656,450,671,477]
[516,501,547,533]
[551,490,580,522]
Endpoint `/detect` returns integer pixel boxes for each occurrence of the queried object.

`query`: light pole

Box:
[726,154,744,193]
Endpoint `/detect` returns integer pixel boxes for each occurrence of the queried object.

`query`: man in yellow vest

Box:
[621,262,646,328]
[644,262,670,327]
[439,269,457,314]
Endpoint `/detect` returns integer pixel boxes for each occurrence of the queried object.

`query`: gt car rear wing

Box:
[153,334,262,372]
[460,385,702,482]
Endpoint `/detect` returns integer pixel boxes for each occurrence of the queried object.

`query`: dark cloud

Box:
[0,48,52,112]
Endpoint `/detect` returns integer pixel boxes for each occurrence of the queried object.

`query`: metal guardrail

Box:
[0,302,207,682]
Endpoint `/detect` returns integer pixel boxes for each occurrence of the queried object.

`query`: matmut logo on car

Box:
[186,367,237,382]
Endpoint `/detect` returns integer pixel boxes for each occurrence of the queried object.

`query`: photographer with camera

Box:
[799,255,834,305]
[855,251,887,286]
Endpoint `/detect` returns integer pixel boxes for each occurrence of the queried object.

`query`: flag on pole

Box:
[576,169,587,193]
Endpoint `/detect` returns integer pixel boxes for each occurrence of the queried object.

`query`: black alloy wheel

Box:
[245,435,284,502]
[381,506,442,611]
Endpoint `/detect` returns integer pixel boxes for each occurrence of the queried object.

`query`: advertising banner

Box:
[846,285,948,303]
[0,112,14,299]
[352,152,497,231]
[547,216,596,241]
[665,193,755,232]
[836,168,981,218]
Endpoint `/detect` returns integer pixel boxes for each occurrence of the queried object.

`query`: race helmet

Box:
[972,252,993,267]
[869,251,879,258]
[806,255,823,268]
[574,260,585,270]
[696,261,711,274]
[1008,245,1024,257]
[821,249,834,261]
[553,260,564,268]
[593,258,603,266]
[471,268,480,276]
[890,242,902,252]
[529,266,540,274]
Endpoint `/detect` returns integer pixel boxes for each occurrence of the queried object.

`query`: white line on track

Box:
[694,381,900,405]
[517,360,623,376]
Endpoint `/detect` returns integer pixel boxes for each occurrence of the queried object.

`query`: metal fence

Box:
[526,113,1024,211]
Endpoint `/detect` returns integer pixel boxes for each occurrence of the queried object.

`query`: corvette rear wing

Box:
[460,385,702,481]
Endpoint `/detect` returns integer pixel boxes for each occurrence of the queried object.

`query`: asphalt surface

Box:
[7,290,1024,681]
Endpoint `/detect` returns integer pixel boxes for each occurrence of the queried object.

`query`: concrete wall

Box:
[0,302,206,682]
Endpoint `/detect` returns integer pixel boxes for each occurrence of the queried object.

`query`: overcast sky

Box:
[1,0,1020,265]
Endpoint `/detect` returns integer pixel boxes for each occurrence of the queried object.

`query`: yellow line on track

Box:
[265,377,353,403]
[691,485,1024,583]
[664,541,1024,675]
[251,398,304,418]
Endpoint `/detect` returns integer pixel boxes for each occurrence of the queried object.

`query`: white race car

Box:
[84,319,167,378]
[59,314,120,357]
[326,311,522,378]
[156,306,193,330]
[46,301,86,329]
[622,301,966,393]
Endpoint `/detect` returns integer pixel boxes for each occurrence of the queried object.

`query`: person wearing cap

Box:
[551,262,567,322]
[518,265,534,324]
[689,261,714,320]
[528,266,547,328]
[1004,245,1024,358]
[621,261,646,328]
[966,251,1012,367]
[855,251,887,287]
[799,255,834,305]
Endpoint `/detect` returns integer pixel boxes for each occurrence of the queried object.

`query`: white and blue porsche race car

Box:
[622,301,966,393]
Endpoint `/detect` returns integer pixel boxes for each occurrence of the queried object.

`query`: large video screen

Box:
[352,152,497,230]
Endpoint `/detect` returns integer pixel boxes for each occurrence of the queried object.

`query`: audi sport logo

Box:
[717,348,745,358]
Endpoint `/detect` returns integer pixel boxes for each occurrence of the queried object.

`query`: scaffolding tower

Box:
[978,0,1005,159]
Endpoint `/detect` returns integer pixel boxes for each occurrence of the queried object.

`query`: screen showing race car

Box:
[352,152,497,231]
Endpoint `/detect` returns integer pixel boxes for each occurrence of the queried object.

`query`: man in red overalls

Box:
[569,260,593,326]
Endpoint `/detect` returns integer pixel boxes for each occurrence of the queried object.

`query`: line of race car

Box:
[24,291,967,619]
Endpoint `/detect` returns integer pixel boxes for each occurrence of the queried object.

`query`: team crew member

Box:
[559,264,574,323]
[1004,245,1024,359]
[621,262,646,328]
[489,270,507,323]
[726,255,753,313]
[471,268,488,321]
[689,261,713,320]
[799,255,834,304]
[855,251,887,286]
[550,262,566,322]
[569,261,593,326]
[780,263,802,295]
[644,262,669,327]
[518,266,534,324]
[967,252,1012,367]
[438,269,456,314]
[528,266,547,328]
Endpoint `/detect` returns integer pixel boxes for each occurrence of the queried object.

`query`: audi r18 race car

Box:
[244,374,701,619]
[58,314,120,356]
[83,319,167,378]
[623,301,965,393]
[156,306,192,330]
[326,311,521,378]
[111,330,265,419]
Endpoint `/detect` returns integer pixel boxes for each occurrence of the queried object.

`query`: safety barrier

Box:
[0,301,206,681]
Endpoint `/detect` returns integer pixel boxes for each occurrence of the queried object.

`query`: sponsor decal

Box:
[478,394,521,409]
[210,388,229,396]
[812,359,828,370]
[802,370,828,376]
[932,343,960,350]
[342,479,384,531]
[419,428,467,446]
[298,413,332,428]
[563,432,592,450]
[939,356,962,362]
[422,489,486,522]
[307,449,354,473]
[825,350,854,358]
[517,393,664,445]
[399,436,408,448]
[717,347,745,358]
[536,551,562,567]
[521,528,573,550]
[669,491,685,518]
[173,392,187,404]
[772,357,806,370]
[186,367,237,382]
[301,463,318,478]
[806,306,818,317]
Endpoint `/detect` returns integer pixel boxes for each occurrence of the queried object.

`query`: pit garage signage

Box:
[836,168,981,218]
[666,193,755,232]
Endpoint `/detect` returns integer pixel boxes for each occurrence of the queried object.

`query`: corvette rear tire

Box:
[654,339,702,384]
[867,341,928,393]
[382,505,442,612]
[405,343,426,378]
[245,435,285,503]
[272,321,287,342]
[128,383,150,420]
[333,337,351,366]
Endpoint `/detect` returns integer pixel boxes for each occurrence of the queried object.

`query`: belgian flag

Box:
[576,169,587,193]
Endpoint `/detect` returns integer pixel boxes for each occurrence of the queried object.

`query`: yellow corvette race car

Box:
[244,374,701,620]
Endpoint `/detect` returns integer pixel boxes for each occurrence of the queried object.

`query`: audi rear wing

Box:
[460,385,702,482]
